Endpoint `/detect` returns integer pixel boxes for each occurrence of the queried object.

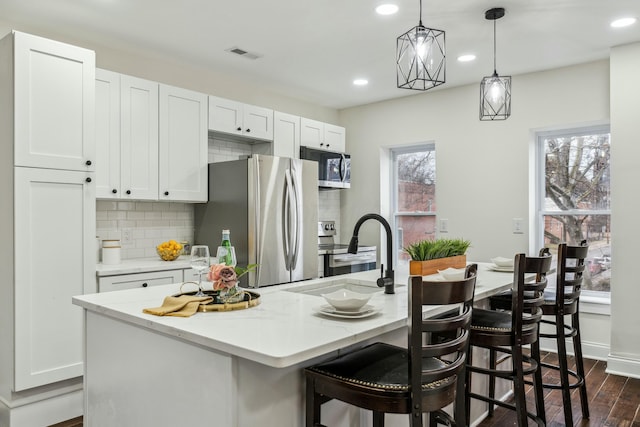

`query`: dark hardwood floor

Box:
[52,353,638,427]
[476,352,640,426]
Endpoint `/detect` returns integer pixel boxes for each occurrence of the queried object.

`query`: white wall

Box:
[338,60,623,367]
[0,19,339,124]
[609,42,640,378]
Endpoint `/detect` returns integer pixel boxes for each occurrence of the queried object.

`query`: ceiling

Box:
[1,0,639,109]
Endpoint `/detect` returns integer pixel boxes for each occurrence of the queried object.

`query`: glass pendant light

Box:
[480,7,511,120]
[396,0,445,91]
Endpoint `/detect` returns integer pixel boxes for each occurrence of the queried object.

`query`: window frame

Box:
[534,124,611,301]
[390,142,436,267]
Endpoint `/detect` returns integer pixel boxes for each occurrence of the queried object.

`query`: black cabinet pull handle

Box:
[112,189,117,194]
[86,160,92,166]
[142,283,148,288]
[85,177,92,183]
[126,190,131,195]
[164,191,169,196]
[236,127,242,131]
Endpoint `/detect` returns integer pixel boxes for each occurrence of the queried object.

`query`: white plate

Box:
[488,265,514,272]
[314,304,380,319]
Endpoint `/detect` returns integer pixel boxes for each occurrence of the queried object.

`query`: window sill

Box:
[580,293,611,315]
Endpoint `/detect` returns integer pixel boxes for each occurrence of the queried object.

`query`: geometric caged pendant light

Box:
[396,0,445,91]
[480,7,511,120]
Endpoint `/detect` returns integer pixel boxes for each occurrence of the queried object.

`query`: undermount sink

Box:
[287,279,402,297]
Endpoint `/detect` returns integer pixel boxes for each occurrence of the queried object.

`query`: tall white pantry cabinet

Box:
[0,31,95,426]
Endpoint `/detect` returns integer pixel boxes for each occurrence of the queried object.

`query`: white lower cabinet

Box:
[98,270,183,292]
[14,167,96,391]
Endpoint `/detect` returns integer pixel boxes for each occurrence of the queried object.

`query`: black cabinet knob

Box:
[164,191,169,196]
[85,177,92,183]
[236,127,242,131]
[142,283,148,288]
[112,189,117,194]
[86,160,92,166]
[326,144,330,148]
[126,190,131,195]
[246,128,251,133]
[320,143,324,146]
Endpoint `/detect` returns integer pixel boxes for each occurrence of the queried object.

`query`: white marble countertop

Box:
[75,263,519,368]
[96,257,192,276]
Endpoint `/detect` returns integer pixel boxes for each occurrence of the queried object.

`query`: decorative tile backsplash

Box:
[96,137,342,260]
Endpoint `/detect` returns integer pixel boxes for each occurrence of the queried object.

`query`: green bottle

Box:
[220,229,233,266]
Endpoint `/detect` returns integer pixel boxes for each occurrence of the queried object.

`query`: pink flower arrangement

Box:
[207,263,258,291]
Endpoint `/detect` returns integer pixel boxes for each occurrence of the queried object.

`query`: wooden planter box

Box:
[409,255,467,276]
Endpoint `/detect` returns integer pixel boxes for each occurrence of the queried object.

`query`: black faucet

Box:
[347,213,395,294]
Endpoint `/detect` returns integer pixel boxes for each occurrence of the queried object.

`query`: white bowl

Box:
[438,267,466,281]
[491,256,514,267]
[321,288,373,311]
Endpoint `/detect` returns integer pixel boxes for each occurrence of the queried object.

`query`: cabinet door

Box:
[208,96,242,136]
[120,75,159,200]
[300,118,324,149]
[14,167,96,391]
[13,31,95,172]
[95,69,121,198]
[273,112,300,158]
[243,104,273,141]
[98,270,183,292]
[324,123,346,153]
[159,84,208,202]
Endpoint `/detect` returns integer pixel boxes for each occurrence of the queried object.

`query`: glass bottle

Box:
[220,229,233,266]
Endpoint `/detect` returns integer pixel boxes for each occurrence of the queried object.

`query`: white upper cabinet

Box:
[95,69,121,198]
[273,111,301,158]
[159,84,208,202]
[209,95,274,141]
[13,31,95,172]
[120,75,159,200]
[300,118,346,152]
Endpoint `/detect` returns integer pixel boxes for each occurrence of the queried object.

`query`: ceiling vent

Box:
[225,47,262,60]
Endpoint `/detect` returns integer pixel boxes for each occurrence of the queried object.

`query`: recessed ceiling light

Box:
[611,17,637,28]
[457,54,476,62]
[353,79,369,86]
[376,4,398,15]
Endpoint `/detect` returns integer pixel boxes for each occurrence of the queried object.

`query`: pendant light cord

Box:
[493,18,497,74]
[419,0,423,26]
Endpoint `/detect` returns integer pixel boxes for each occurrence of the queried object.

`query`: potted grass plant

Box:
[404,238,471,276]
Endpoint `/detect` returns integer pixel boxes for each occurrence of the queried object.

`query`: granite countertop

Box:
[75,263,519,368]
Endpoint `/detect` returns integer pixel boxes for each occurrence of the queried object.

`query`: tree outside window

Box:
[392,144,436,265]
[538,126,611,293]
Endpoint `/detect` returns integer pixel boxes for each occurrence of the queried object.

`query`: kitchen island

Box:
[73,264,519,426]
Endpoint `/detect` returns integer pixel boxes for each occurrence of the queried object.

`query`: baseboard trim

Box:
[0,389,83,427]
[539,338,610,361]
[606,354,640,379]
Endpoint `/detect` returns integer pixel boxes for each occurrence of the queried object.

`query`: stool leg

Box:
[373,410,385,427]
[556,313,574,427]
[512,345,528,427]
[306,378,321,427]
[572,310,590,419]
[488,349,496,416]
[465,348,473,427]
[531,338,546,424]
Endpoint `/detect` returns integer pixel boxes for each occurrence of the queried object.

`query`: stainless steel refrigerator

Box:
[194,155,318,288]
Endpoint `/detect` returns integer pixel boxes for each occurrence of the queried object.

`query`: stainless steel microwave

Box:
[299,146,350,189]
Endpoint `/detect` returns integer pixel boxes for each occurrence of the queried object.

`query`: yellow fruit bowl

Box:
[156,240,183,261]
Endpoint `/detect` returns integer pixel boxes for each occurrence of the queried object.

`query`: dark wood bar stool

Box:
[466,252,552,427]
[490,242,590,426]
[538,241,590,426]
[304,264,478,427]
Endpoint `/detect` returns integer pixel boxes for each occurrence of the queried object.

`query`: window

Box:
[536,125,611,294]
[391,144,436,266]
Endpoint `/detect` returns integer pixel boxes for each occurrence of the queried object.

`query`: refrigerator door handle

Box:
[290,164,301,270]
[283,169,294,271]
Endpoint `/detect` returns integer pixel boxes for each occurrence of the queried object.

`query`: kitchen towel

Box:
[143,295,213,317]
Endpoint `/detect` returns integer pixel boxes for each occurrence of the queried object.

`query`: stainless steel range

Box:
[318,221,377,277]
